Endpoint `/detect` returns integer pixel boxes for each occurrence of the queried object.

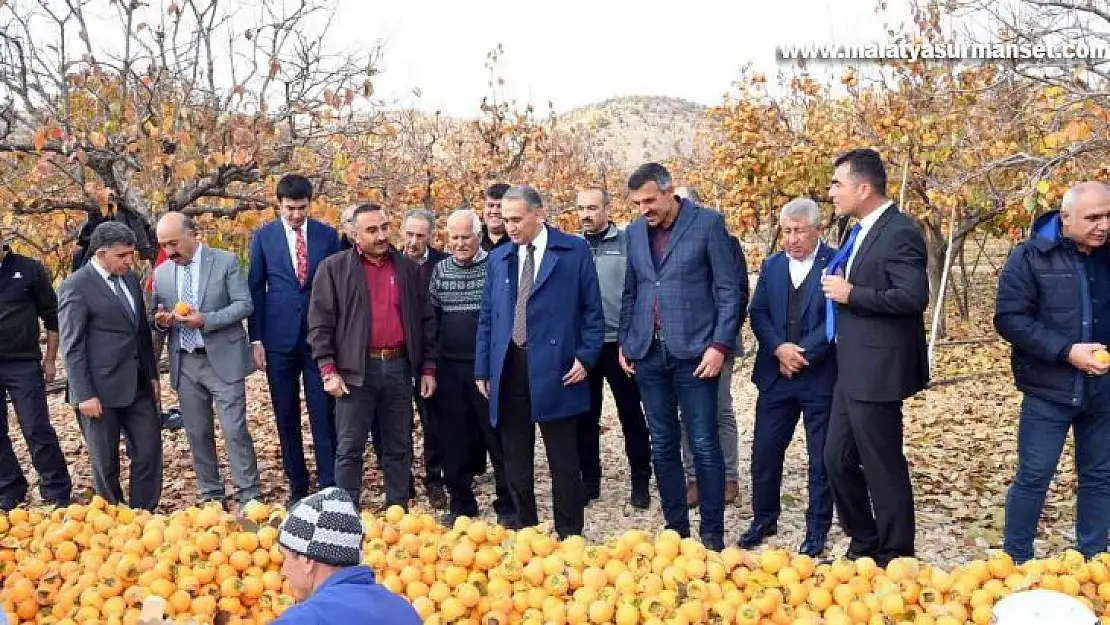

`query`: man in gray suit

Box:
[58,222,163,511]
[151,212,262,509]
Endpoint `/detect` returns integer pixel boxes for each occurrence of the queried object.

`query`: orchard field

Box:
[3,0,1110,622]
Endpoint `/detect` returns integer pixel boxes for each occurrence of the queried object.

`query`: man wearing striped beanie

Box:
[272,487,420,624]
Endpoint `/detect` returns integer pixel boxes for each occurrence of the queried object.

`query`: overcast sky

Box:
[327,0,911,116]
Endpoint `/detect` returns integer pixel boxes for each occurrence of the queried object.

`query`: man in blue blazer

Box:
[618,163,743,551]
[475,185,605,539]
[743,197,837,556]
[248,174,341,506]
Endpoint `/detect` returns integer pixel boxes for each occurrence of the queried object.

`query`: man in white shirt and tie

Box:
[58,221,163,511]
[743,198,838,556]
[152,212,262,511]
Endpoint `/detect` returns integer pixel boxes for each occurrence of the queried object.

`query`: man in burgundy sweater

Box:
[307,203,438,510]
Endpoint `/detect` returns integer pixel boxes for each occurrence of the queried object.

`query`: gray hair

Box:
[779,197,821,226]
[1061,181,1110,212]
[402,208,436,232]
[89,221,136,252]
[446,209,482,236]
[502,185,544,212]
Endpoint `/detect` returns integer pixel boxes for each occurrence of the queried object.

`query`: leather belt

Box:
[368,347,404,361]
[179,347,207,355]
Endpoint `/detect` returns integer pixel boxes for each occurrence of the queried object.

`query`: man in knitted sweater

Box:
[272,487,420,624]
[428,209,517,528]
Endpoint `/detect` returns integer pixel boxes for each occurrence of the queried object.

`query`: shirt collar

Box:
[355,244,391,266]
[90,257,113,281]
[282,218,304,234]
[859,200,893,232]
[522,224,548,252]
[184,244,203,266]
[454,248,488,267]
[788,245,820,265]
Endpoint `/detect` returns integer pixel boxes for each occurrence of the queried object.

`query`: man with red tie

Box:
[248,174,342,507]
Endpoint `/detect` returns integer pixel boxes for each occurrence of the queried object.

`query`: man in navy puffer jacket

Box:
[271,487,420,624]
[994,181,1110,563]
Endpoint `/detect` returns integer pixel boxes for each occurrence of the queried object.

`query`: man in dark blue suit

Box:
[618,163,744,551]
[742,197,837,556]
[248,174,341,506]
[475,185,605,540]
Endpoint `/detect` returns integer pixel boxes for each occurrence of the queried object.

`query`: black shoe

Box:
[702,534,725,552]
[630,481,650,509]
[426,483,448,510]
[738,521,778,549]
[161,407,184,431]
[798,531,828,557]
[287,489,309,509]
[582,483,600,505]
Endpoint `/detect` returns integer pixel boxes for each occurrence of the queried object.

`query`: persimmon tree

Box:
[696,7,1110,336]
[0,0,381,272]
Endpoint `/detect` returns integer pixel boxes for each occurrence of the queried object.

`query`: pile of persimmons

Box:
[1,497,1109,624]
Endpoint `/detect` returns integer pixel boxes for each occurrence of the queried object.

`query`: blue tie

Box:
[825,223,862,342]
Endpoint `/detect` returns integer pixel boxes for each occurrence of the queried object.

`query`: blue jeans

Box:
[1004,393,1110,563]
[634,339,725,546]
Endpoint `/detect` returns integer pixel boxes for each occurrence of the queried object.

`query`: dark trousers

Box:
[751,381,833,533]
[579,342,652,491]
[0,360,72,504]
[414,389,443,486]
[436,358,514,518]
[335,357,413,508]
[265,343,336,495]
[1004,393,1110,563]
[500,345,584,538]
[634,339,725,546]
[78,381,162,511]
[824,385,915,564]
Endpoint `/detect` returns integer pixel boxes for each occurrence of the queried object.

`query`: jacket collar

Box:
[313,565,376,595]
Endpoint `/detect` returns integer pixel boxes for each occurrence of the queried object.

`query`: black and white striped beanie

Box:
[278,487,364,567]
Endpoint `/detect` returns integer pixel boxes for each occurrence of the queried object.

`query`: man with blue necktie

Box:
[248,174,342,507]
[820,149,929,566]
[741,198,836,556]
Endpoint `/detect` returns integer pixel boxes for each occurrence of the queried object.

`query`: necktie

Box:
[512,244,535,347]
[294,227,308,285]
[180,262,200,352]
[109,275,136,325]
[824,223,862,343]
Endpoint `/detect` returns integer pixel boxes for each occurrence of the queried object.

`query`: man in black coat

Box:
[820,149,929,566]
[994,181,1110,563]
[400,209,450,509]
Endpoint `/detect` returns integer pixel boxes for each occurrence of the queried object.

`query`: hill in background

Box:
[557,95,709,170]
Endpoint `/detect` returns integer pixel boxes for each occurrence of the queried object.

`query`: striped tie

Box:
[180,262,201,352]
[512,244,535,347]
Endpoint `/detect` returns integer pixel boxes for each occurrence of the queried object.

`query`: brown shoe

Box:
[725,479,740,504]
[686,482,698,508]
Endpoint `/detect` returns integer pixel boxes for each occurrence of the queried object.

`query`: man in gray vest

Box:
[575,188,652,509]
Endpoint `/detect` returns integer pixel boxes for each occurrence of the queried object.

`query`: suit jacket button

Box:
[550,339,557,345]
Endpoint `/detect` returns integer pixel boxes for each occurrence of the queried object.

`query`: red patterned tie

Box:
[294,227,308,286]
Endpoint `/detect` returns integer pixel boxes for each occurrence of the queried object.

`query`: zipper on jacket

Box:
[1072,250,1092,406]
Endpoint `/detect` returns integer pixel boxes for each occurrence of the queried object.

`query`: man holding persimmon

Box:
[995,180,1110,563]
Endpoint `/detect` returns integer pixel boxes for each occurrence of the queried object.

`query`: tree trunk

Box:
[922,221,949,339]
